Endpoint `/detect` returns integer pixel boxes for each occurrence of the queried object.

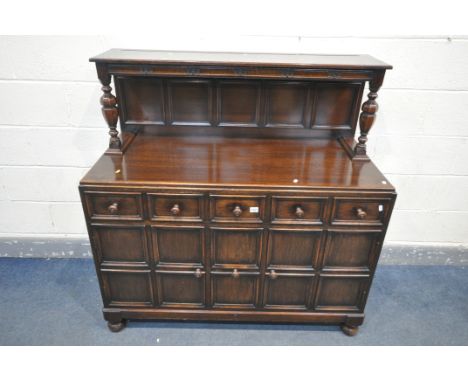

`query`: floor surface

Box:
[0,258,467,345]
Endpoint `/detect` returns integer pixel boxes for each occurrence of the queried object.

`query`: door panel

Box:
[151,225,204,266]
[156,271,205,307]
[92,224,148,265]
[102,270,153,307]
[315,275,369,311]
[210,227,263,269]
[322,230,381,271]
[267,228,322,270]
[263,273,315,309]
[211,272,259,308]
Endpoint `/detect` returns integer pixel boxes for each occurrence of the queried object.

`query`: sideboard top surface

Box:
[81,127,394,191]
[90,49,392,69]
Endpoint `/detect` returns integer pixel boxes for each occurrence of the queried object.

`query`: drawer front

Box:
[331,198,390,226]
[85,192,143,221]
[210,195,266,223]
[148,193,204,222]
[271,196,327,225]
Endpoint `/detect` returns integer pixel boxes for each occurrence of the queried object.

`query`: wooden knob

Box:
[269,270,278,280]
[295,206,305,218]
[107,202,119,214]
[194,268,203,278]
[232,205,242,217]
[232,269,240,278]
[170,203,181,216]
[356,207,367,219]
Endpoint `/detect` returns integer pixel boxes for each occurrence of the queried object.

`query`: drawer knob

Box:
[269,270,278,280]
[294,206,305,218]
[170,203,181,216]
[232,269,240,278]
[107,202,119,214]
[356,207,367,219]
[194,268,203,278]
[232,205,242,217]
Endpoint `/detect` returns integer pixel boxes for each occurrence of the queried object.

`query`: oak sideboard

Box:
[80,49,396,336]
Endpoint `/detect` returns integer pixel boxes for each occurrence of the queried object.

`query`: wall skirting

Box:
[0,237,467,265]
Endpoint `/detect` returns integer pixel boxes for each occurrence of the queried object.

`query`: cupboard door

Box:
[92,224,148,266]
[267,228,322,270]
[155,270,205,307]
[102,270,153,307]
[263,272,315,310]
[322,230,381,271]
[151,225,204,267]
[210,227,263,269]
[211,271,259,308]
[315,274,369,312]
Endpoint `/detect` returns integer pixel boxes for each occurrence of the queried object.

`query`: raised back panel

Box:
[116,77,364,134]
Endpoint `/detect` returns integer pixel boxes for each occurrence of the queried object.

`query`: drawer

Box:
[210,195,266,223]
[331,198,390,226]
[271,196,327,225]
[85,191,143,221]
[148,193,204,222]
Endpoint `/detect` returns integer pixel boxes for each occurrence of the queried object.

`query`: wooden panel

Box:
[212,272,259,308]
[217,81,260,126]
[102,270,153,307]
[85,191,143,221]
[151,225,204,266]
[121,77,164,123]
[265,82,308,128]
[271,196,327,225]
[332,197,390,226]
[92,224,147,265]
[312,83,362,130]
[315,275,369,311]
[156,271,205,307]
[148,193,204,222]
[168,79,211,125]
[210,195,266,223]
[211,227,263,268]
[267,228,322,270]
[263,273,315,309]
[323,230,381,271]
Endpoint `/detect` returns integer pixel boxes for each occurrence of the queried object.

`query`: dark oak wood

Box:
[81,49,396,336]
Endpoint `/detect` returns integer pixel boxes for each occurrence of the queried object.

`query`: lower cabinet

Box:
[89,198,384,315]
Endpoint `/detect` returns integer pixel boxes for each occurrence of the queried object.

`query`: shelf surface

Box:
[90,49,392,70]
[81,128,394,191]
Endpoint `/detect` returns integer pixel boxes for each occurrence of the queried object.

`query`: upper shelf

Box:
[90,49,392,70]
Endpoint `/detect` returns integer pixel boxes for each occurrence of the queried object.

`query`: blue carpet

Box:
[0,258,467,345]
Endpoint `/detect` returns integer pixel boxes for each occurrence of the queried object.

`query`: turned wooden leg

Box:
[107,319,127,333]
[341,323,359,336]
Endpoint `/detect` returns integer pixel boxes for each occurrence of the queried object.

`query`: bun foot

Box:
[107,319,127,332]
[341,323,359,336]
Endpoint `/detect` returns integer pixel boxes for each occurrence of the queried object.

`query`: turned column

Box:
[354,70,385,160]
[96,63,122,153]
